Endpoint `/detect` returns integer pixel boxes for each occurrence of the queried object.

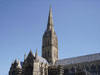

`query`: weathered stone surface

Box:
[42,7,58,65]
[9,7,100,75]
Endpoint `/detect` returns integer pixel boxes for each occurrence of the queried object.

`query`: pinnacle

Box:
[24,53,27,60]
[35,48,38,57]
[28,49,34,57]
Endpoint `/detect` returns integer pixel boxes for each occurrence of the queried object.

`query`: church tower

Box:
[42,7,58,65]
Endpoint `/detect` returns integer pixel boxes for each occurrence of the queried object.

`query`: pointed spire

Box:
[35,49,39,62]
[27,49,34,58]
[47,6,54,31]
[14,58,22,68]
[29,49,33,55]
[35,48,38,58]
[24,53,27,60]
[15,58,19,63]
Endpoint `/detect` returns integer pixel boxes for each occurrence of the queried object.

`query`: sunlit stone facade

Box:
[9,7,100,75]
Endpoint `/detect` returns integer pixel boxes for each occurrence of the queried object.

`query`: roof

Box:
[56,53,100,66]
[37,56,48,64]
[20,56,48,67]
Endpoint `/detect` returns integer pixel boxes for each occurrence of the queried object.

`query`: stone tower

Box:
[42,7,58,65]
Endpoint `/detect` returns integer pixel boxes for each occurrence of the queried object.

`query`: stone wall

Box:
[63,60,100,75]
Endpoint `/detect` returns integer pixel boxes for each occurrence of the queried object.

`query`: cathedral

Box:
[9,7,100,75]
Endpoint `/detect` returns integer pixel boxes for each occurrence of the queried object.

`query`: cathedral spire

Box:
[47,6,54,31]
[42,7,58,65]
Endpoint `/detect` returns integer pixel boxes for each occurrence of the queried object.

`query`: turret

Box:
[9,59,22,75]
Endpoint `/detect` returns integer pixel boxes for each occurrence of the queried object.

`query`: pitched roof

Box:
[56,53,100,65]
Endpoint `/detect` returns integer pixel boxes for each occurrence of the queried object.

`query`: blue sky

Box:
[0,0,100,75]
